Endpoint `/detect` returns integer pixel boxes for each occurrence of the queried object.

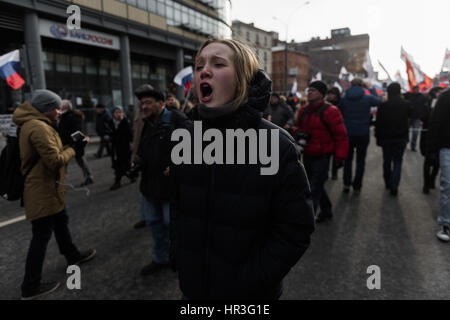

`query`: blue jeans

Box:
[439,149,450,228]
[303,154,332,217]
[381,140,407,189]
[409,119,421,150]
[344,135,370,190]
[141,194,170,264]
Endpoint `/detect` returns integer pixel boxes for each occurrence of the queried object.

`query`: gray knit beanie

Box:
[31,90,62,113]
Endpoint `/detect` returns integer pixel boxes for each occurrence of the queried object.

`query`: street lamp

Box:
[273,1,310,96]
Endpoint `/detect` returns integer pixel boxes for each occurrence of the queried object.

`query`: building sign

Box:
[39,19,120,51]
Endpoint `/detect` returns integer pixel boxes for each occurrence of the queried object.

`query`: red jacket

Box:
[294,100,349,161]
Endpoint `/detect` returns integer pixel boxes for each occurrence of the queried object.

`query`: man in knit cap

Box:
[13,89,96,300]
[294,81,349,223]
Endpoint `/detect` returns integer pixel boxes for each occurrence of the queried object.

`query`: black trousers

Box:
[96,135,111,157]
[423,156,440,189]
[21,209,80,295]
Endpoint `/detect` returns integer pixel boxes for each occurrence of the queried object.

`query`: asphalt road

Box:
[1,133,448,300]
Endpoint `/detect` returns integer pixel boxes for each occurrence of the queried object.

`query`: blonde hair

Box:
[195,38,260,108]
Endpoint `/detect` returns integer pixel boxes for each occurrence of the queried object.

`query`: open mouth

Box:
[200,83,213,100]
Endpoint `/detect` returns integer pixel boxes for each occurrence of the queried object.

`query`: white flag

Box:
[291,79,298,95]
[311,72,322,82]
[442,48,450,72]
[333,81,343,93]
[363,50,375,80]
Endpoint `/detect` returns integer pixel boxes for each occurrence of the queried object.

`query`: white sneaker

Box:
[437,226,450,242]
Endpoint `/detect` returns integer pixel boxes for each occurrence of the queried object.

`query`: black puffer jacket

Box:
[428,89,450,153]
[58,110,83,146]
[170,71,315,299]
[405,92,428,120]
[270,102,295,129]
[109,118,133,177]
[375,95,412,144]
[138,108,188,202]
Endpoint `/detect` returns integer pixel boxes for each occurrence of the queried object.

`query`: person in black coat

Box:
[268,93,295,133]
[109,106,133,191]
[375,82,413,196]
[132,88,189,276]
[420,87,443,194]
[95,104,112,158]
[170,38,315,300]
[404,85,428,151]
[427,88,450,241]
[326,87,342,180]
[58,100,93,186]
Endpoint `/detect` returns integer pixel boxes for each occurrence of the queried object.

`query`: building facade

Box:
[231,20,272,77]
[292,28,370,85]
[272,46,309,95]
[0,0,232,122]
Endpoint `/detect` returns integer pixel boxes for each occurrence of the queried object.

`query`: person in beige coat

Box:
[13,90,96,300]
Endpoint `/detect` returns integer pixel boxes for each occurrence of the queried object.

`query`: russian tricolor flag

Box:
[0,50,25,90]
[174,66,193,96]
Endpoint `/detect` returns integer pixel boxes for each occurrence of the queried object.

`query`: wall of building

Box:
[232,21,272,77]
[272,49,309,94]
[293,30,370,82]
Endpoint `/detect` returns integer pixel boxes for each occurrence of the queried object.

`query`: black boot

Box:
[110,177,121,191]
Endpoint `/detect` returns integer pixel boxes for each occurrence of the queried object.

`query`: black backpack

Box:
[0,132,39,204]
[298,102,333,137]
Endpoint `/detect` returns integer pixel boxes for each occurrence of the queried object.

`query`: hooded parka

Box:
[13,102,75,221]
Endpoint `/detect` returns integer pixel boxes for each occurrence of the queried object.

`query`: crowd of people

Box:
[3,38,450,300]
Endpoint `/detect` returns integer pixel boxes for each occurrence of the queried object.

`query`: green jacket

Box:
[13,102,75,221]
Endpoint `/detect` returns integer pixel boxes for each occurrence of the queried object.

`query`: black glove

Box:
[70,138,87,157]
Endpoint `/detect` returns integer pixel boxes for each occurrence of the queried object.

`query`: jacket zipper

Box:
[203,163,215,297]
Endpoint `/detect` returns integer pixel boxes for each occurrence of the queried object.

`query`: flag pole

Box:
[182,88,192,112]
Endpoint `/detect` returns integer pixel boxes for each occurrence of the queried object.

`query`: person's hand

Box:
[70,137,87,157]
[163,167,170,176]
[335,159,345,169]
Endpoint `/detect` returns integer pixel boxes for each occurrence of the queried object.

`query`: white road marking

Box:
[0,215,26,228]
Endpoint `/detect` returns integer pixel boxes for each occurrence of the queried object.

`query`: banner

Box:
[400,47,433,92]
[0,50,25,90]
[174,66,193,96]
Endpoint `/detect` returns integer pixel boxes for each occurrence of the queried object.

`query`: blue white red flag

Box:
[174,66,193,96]
[0,50,25,90]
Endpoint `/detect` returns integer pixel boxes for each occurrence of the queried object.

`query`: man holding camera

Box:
[294,81,349,223]
[13,90,96,300]
[132,86,188,276]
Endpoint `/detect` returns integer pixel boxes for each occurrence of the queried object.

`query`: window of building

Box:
[256,34,260,45]
[71,56,84,74]
[99,59,110,76]
[147,0,156,12]
[246,31,250,41]
[137,0,147,9]
[111,61,120,77]
[156,0,165,16]
[132,64,141,79]
[55,54,70,73]
[85,58,98,75]
[43,51,54,71]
